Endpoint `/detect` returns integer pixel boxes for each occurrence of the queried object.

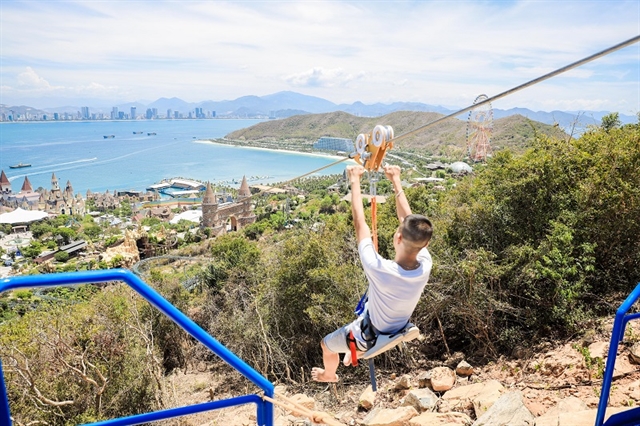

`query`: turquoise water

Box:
[0,120,349,195]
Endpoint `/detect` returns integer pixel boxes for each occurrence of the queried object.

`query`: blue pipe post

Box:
[85,395,264,426]
[0,270,274,426]
[0,358,11,426]
[595,282,640,426]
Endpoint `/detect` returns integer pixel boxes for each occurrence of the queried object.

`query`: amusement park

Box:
[0,19,638,426]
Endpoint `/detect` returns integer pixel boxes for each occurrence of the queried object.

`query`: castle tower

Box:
[201,182,218,228]
[236,175,256,228]
[238,175,251,199]
[64,180,74,201]
[0,170,11,198]
[21,176,33,193]
[51,173,60,191]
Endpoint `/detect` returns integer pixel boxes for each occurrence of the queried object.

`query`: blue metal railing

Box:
[0,269,274,426]
[597,281,640,426]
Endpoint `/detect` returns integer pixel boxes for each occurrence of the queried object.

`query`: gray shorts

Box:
[322,318,368,353]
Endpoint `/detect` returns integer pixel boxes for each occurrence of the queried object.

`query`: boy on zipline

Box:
[312,164,433,383]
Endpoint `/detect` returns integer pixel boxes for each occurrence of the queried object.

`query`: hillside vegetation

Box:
[225,110,568,156]
[1,115,638,425]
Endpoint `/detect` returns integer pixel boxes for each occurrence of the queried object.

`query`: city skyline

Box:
[1,1,639,115]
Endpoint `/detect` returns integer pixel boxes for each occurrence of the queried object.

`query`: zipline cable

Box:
[246,156,350,200]
[388,34,640,145]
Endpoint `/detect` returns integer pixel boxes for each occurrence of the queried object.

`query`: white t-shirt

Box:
[357,237,432,333]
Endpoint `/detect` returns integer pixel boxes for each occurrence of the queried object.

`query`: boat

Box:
[147,132,157,136]
[104,135,115,139]
[9,163,31,169]
[133,131,144,134]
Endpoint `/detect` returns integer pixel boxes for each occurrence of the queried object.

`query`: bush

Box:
[54,251,70,262]
[0,285,162,424]
[419,122,640,354]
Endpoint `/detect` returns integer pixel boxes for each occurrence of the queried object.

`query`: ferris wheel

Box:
[466,94,493,162]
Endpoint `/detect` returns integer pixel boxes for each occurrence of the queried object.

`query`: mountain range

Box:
[1,91,636,130]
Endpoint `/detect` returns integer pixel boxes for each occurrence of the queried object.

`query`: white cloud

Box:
[17,67,56,90]
[0,0,638,111]
[284,68,365,88]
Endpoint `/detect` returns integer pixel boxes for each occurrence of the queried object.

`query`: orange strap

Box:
[371,196,378,252]
[348,331,358,367]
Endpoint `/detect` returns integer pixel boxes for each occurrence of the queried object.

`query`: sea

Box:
[0,120,351,195]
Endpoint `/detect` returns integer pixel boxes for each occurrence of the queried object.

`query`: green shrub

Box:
[0,285,162,424]
[54,251,70,262]
[419,122,640,354]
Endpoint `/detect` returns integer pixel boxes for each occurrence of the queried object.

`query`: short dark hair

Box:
[401,214,433,250]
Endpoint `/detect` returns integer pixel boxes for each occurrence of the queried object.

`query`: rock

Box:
[394,374,412,390]
[456,360,474,377]
[359,385,377,410]
[363,406,419,426]
[401,388,439,412]
[440,379,504,417]
[538,395,589,421]
[588,341,608,360]
[614,351,638,377]
[630,342,640,364]
[472,391,534,426]
[523,399,546,417]
[336,411,356,425]
[430,366,456,392]
[409,412,472,426]
[536,407,628,426]
[288,394,314,417]
[444,351,465,367]
[417,371,431,389]
[627,379,640,401]
[530,343,586,377]
[100,228,141,267]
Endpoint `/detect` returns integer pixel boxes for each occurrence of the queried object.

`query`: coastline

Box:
[196,139,353,162]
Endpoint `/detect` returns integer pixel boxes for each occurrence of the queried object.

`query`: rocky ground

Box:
[157,318,640,426]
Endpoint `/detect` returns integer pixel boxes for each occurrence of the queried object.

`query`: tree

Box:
[21,241,43,259]
[421,122,640,353]
[601,112,621,132]
[53,227,77,245]
[0,286,163,424]
[54,251,70,262]
[30,222,53,239]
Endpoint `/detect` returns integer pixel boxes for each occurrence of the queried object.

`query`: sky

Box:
[1,0,639,114]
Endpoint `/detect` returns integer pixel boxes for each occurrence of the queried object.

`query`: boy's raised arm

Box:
[384,164,412,222]
[347,165,371,243]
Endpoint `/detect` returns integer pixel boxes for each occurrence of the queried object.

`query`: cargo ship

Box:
[9,163,32,169]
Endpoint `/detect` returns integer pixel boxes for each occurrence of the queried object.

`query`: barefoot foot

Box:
[311,367,339,383]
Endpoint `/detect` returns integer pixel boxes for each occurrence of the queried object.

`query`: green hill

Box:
[224,111,568,156]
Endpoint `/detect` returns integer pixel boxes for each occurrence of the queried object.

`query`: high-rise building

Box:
[81,106,90,119]
[313,137,355,153]
[111,107,119,120]
[167,109,172,119]
[130,107,136,120]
